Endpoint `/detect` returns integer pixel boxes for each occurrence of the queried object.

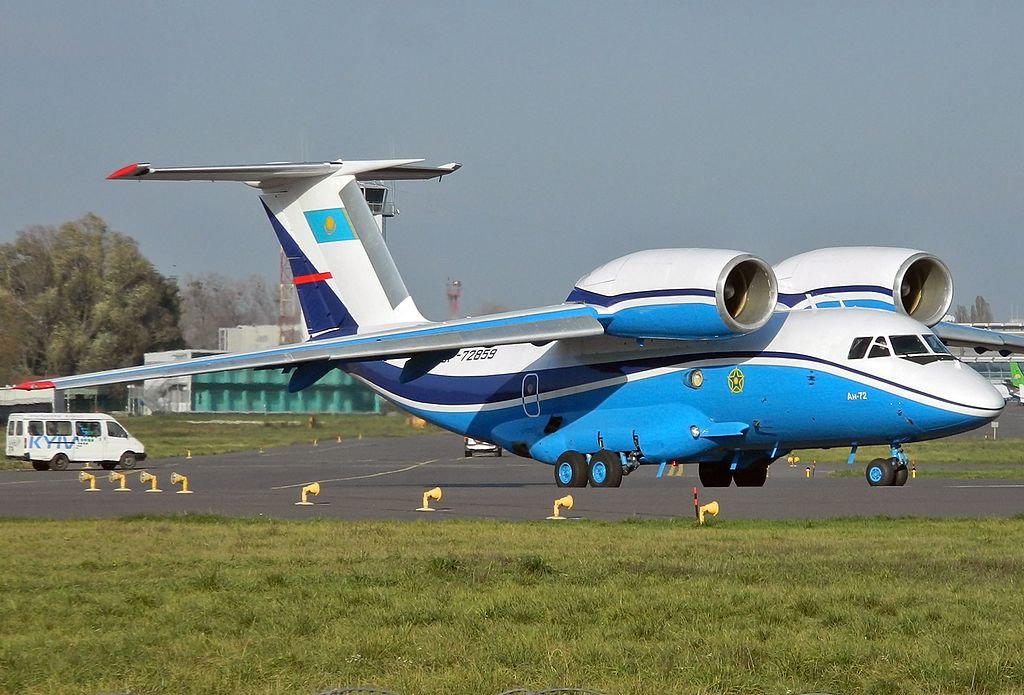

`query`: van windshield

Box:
[106,422,128,438]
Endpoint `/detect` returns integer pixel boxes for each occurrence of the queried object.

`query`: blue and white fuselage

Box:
[348,307,1002,466]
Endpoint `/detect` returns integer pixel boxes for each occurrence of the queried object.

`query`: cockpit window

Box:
[848,336,872,360]
[868,337,891,358]
[889,335,928,356]
[923,334,952,355]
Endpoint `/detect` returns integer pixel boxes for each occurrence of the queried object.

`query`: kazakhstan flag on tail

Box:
[304,208,356,243]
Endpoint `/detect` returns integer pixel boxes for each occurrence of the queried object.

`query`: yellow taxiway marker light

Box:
[805,466,812,479]
[547,494,574,520]
[186,449,192,460]
[140,471,162,493]
[170,472,193,494]
[698,500,720,525]
[259,447,264,454]
[912,462,917,479]
[336,434,342,443]
[313,438,319,447]
[108,471,131,492]
[79,471,100,492]
[296,482,321,506]
[787,454,800,467]
[417,486,442,512]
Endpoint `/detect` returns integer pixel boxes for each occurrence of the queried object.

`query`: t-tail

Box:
[109,158,461,339]
[1010,362,1024,388]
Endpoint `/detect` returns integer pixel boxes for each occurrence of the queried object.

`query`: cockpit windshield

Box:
[847,334,955,363]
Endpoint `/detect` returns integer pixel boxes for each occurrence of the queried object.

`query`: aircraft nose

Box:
[957,364,1005,416]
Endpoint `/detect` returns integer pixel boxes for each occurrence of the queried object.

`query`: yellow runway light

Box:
[296,482,321,506]
[170,472,193,494]
[79,471,100,492]
[547,494,573,520]
[140,471,162,493]
[417,486,442,512]
[108,471,130,492]
[698,500,719,525]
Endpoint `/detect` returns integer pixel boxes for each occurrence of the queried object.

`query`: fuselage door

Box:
[522,373,540,417]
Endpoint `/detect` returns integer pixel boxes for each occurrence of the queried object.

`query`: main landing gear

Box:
[698,457,770,488]
[554,450,637,488]
[865,445,909,487]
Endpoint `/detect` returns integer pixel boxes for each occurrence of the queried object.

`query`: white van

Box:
[5,413,146,471]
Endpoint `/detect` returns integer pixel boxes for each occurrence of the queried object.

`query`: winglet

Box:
[107,163,151,179]
[14,380,55,391]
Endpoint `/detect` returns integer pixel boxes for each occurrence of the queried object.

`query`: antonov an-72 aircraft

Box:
[19,157,1024,489]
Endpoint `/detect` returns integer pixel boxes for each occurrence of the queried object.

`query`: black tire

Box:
[554,450,588,488]
[495,448,503,457]
[32,461,49,471]
[865,458,896,486]
[100,462,117,471]
[698,462,732,487]
[119,452,137,469]
[588,449,623,488]
[50,453,69,471]
[734,461,769,487]
[893,463,909,486]
[464,450,473,458]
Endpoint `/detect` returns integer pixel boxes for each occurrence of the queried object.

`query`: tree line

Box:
[0,215,275,384]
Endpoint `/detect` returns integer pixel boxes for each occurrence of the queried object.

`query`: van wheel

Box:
[119,452,137,469]
[32,461,50,471]
[100,462,117,471]
[51,453,69,471]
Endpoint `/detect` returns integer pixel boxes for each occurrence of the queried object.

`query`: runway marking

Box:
[947,484,1024,489]
[0,479,45,487]
[270,459,437,489]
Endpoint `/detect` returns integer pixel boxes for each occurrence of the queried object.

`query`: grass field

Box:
[1,516,1023,695]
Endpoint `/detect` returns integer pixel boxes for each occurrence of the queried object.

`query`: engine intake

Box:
[774,247,953,327]
[568,249,778,340]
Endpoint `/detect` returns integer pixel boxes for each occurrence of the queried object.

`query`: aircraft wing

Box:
[16,305,604,391]
[932,322,1024,355]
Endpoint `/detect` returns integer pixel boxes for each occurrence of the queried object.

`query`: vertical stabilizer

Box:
[108,158,462,339]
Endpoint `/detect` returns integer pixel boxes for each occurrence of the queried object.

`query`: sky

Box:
[2,2,1023,321]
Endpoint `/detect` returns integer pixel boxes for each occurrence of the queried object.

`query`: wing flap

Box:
[16,305,604,391]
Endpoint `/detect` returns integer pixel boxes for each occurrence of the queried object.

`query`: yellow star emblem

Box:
[727,368,744,394]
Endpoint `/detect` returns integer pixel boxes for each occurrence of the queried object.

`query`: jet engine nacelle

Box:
[773,247,953,327]
[567,249,778,339]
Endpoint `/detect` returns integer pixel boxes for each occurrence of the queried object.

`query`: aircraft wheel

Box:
[32,461,49,471]
[588,449,623,488]
[554,451,588,488]
[893,462,909,487]
[698,462,732,487]
[733,461,769,487]
[865,458,895,486]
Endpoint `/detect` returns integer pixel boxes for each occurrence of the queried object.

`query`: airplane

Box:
[17,156,1024,489]
[1006,362,1024,403]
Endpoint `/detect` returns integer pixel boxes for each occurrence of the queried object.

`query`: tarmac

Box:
[2,405,1023,521]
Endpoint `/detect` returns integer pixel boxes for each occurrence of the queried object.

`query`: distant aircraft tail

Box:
[109,158,461,339]
[1010,362,1024,388]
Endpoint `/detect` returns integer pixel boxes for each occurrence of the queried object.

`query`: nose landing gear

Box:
[865,445,909,487]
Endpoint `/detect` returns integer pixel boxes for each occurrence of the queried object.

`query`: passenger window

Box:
[848,337,872,359]
[889,335,928,356]
[28,421,43,436]
[868,337,891,358]
[77,421,102,437]
[46,421,72,436]
[106,422,128,438]
[6,421,13,436]
[16,421,22,436]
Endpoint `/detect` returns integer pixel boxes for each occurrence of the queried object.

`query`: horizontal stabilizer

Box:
[108,159,462,186]
[16,305,604,392]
